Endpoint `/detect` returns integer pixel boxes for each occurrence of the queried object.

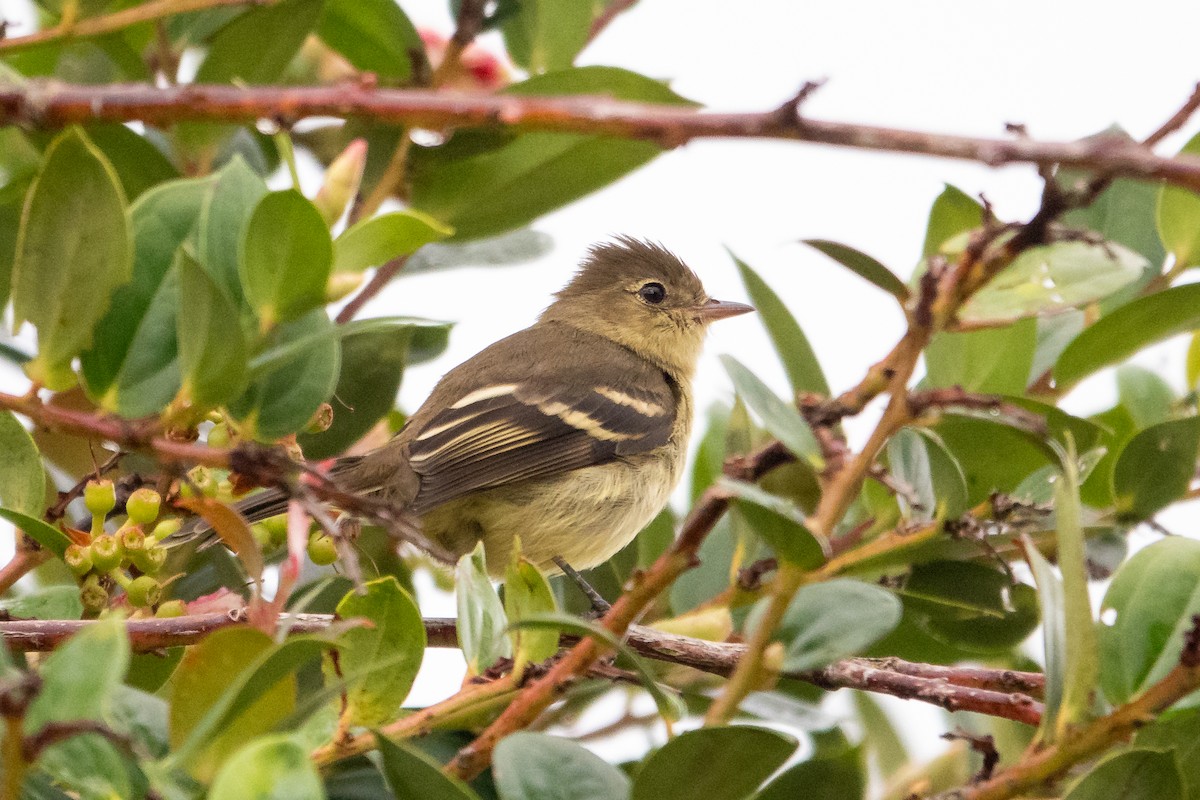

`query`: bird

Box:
[179,237,753,577]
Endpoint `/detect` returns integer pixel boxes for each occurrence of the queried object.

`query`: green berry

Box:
[306,532,338,566]
[206,423,232,449]
[261,514,288,548]
[64,543,93,577]
[83,479,116,517]
[132,545,167,576]
[118,527,146,555]
[125,488,161,525]
[155,599,186,618]
[90,535,124,572]
[126,576,162,608]
[250,522,274,550]
[151,519,181,541]
[80,574,108,615]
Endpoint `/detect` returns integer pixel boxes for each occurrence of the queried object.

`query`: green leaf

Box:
[1024,540,1068,741]
[494,732,629,800]
[26,615,133,800]
[501,0,593,73]
[1063,748,1183,800]
[82,174,214,416]
[84,123,179,202]
[456,543,512,675]
[1054,447,1099,738]
[720,354,823,469]
[229,310,340,441]
[720,478,825,568]
[1111,417,1200,521]
[0,507,72,558]
[804,239,909,302]
[961,240,1146,323]
[333,209,453,273]
[198,155,269,304]
[297,317,450,458]
[1055,283,1200,389]
[406,229,554,274]
[755,735,866,800]
[410,67,696,241]
[196,0,325,84]
[332,576,425,727]
[0,410,44,517]
[922,184,983,257]
[0,585,82,621]
[177,251,248,409]
[13,127,131,389]
[886,428,968,522]
[901,561,1039,653]
[852,693,908,777]
[1135,708,1200,798]
[317,0,425,83]
[241,189,333,326]
[748,579,902,672]
[504,557,559,677]
[1158,131,1200,270]
[734,253,830,396]
[924,318,1037,395]
[630,726,797,800]
[208,735,324,800]
[1118,364,1176,429]
[375,733,481,800]
[1100,537,1200,705]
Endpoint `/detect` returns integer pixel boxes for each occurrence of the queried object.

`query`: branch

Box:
[0,0,267,54]
[334,255,409,324]
[4,82,1200,190]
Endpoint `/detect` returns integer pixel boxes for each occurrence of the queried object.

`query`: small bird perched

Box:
[188,237,752,575]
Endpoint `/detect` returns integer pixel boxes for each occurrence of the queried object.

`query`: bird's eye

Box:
[638,282,667,304]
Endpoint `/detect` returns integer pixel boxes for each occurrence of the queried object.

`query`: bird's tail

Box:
[163,487,291,550]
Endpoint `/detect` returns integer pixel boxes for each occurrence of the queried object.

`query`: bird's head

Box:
[542,237,753,377]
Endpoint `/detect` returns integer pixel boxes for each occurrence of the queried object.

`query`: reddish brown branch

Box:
[4,82,1200,190]
[334,256,409,324]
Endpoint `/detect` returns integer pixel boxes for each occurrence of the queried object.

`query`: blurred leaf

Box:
[241,190,333,326]
[333,209,453,273]
[924,319,1037,395]
[85,123,179,201]
[81,175,213,417]
[317,0,425,83]
[922,184,983,257]
[886,428,968,522]
[298,317,450,458]
[229,310,340,441]
[177,251,249,408]
[501,0,593,73]
[748,579,902,672]
[494,732,629,800]
[1189,331,1200,390]
[175,495,263,586]
[209,735,324,800]
[1100,537,1200,705]
[375,734,481,800]
[1054,283,1200,390]
[1031,311,1085,383]
[0,410,44,517]
[1063,748,1183,800]
[0,174,31,311]
[1054,446,1099,739]
[756,737,866,800]
[720,355,822,469]
[198,155,269,304]
[720,478,825,568]
[1024,540,1067,741]
[0,508,72,558]
[410,67,696,240]
[13,127,131,390]
[804,239,909,302]
[457,543,512,675]
[406,229,554,274]
[1158,131,1200,270]
[1117,364,1175,428]
[127,647,184,694]
[333,576,426,728]
[504,557,559,678]
[933,414,1056,506]
[901,561,1039,653]
[26,615,133,800]
[196,0,325,84]
[630,726,797,800]
[0,585,82,621]
[1135,707,1200,798]
[734,253,830,395]
[853,692,908,777]
[1111,417,1200,521]
[961,240,1146,323]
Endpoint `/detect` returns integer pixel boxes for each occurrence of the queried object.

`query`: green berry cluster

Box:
[69,479,178,617]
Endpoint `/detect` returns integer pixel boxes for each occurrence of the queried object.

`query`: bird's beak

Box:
[695,298,754,323]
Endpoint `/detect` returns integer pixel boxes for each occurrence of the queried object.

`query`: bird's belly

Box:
[421,458,676,576]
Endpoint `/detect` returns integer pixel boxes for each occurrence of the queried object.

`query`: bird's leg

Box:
[552,556,612,615]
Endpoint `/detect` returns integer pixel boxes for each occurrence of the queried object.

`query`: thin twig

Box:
[334,255,410,324]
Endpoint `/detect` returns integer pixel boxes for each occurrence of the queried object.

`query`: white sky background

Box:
[6,0,1200,771]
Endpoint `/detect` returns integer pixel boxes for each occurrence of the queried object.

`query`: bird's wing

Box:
[405,342,677,514]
